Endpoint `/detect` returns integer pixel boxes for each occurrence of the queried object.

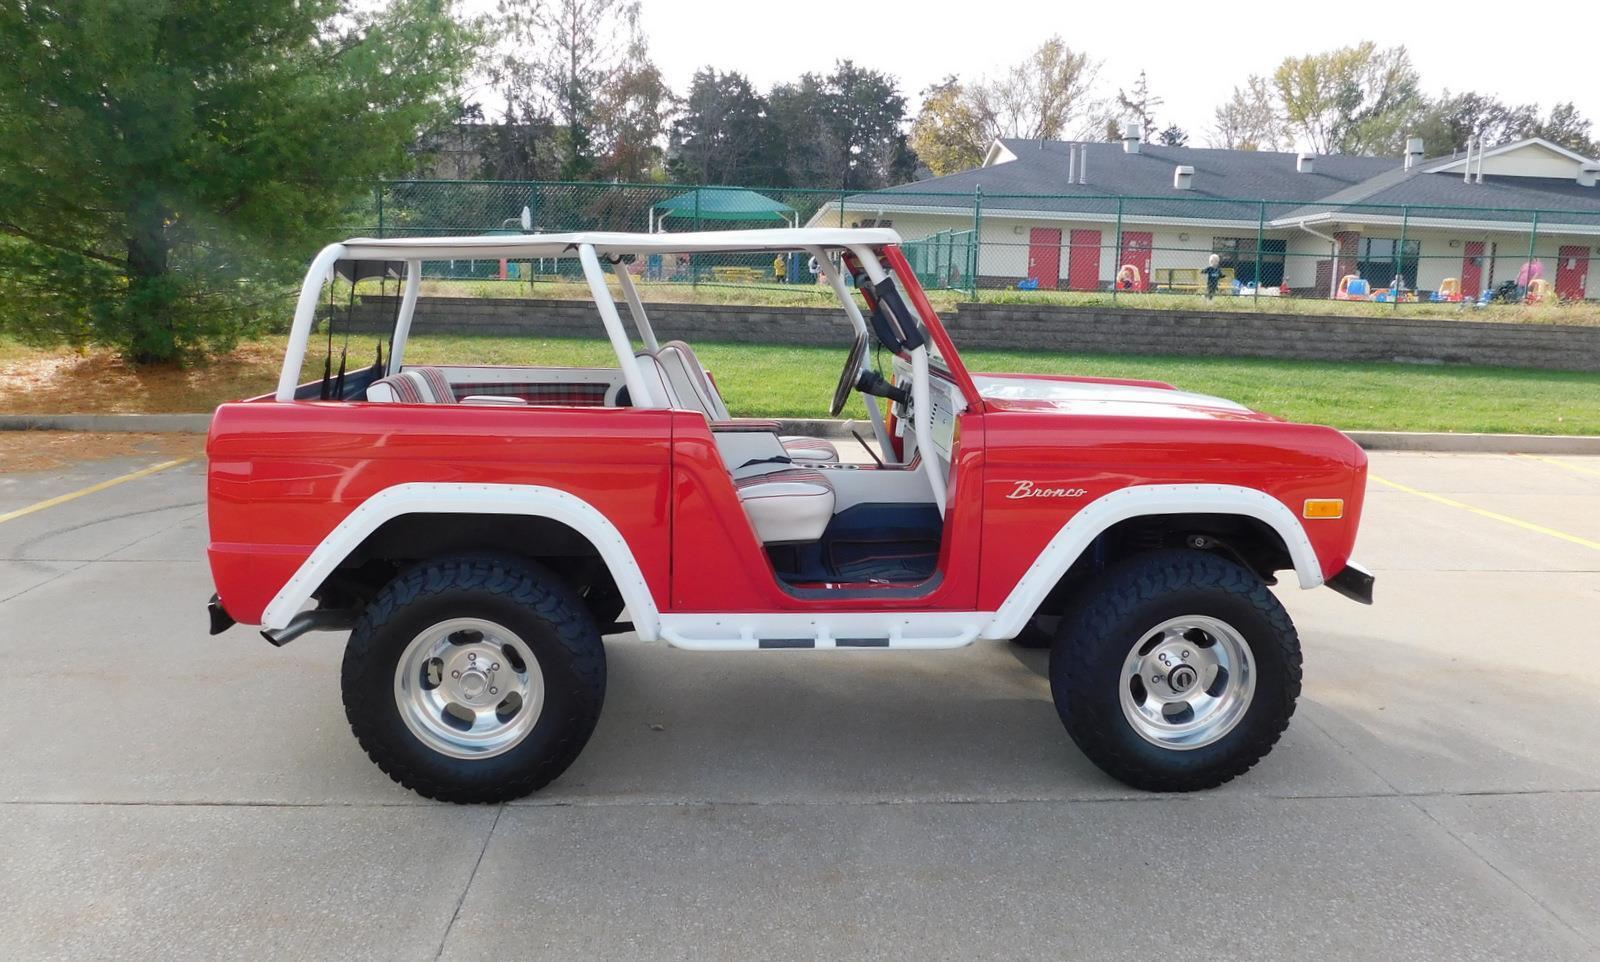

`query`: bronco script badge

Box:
[1007,480,1088,500]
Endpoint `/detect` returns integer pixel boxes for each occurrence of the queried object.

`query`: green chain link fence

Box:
[356,180,1600,312]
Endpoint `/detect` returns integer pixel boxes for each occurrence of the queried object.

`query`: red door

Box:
[1118,231,1152,291]
[1068,229,1101,291]
[1461,241,1484,298]
[1027,228,1061,289]
[1556,245,1590,300]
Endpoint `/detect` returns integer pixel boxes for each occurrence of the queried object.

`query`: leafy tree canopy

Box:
[0,0,477,362]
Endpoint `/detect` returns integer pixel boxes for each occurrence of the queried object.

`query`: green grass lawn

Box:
[397,335,1600,435]
[5,332,1598,434]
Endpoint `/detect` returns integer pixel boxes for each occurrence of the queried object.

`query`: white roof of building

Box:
[336,228,902,262]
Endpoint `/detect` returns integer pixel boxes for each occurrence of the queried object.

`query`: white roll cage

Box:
[276,228,946,510]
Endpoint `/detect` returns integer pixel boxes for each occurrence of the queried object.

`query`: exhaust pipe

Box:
[261,609,358,647]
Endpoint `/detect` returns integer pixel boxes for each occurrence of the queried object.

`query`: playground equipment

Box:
[1372,287,1417,303]
[1335,275,1370,300]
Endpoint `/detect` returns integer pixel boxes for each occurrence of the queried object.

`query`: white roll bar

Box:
[808,246,896,460]
[611,259,659,352]
[848,246,946,515]
[578,243,657,408]
[389,260,422,370]
[277,243,349,401]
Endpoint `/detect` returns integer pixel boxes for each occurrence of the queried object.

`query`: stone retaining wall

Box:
[347,297,1600,372]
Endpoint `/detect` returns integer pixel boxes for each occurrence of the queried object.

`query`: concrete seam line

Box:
[1369,473,1600,552]
[0,458,193,525]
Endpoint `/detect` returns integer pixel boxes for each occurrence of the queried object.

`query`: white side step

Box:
[656,611,994,652]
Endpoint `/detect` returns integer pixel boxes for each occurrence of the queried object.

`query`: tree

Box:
[1272,43,1422,155]
[1391,92,1598,157]
[481,1,560,180]
[1210,76,1284,151]
[820,61,919,189]
[1156,124,1188,147]
[973,36,1099,141]
[0,0,476,363]
[1526,102,1599,155]
[906,37,1100,177]
[768,62,917,190]
[909,76,987,177]
[668,68,773,185]
[592,31,671,181]
[1115,70,1163,137]
[500,0,648,180]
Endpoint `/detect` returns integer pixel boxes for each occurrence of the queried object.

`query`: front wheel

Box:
[341,555,606,803]
[1050,549,1301,792]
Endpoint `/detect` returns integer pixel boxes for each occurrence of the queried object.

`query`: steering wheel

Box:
[830,332,869,417]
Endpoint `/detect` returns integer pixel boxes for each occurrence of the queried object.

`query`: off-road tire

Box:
[1050,549,1301,792]
[1010,614,1058,649]
[341,555,606,803]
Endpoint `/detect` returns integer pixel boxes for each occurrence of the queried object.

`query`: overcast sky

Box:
[629,0,1596,151]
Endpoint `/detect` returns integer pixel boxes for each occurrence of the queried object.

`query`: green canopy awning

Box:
[651,188,796,223]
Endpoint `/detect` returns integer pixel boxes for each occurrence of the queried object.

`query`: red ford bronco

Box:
[205,228,1372,802]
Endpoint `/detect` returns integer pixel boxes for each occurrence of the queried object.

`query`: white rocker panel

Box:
[658,611,993,651]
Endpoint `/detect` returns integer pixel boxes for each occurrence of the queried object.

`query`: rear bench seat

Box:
[366,368,458,404]
[369,364,838,545]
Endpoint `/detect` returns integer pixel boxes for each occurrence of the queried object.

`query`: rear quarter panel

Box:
[206,401,675,624]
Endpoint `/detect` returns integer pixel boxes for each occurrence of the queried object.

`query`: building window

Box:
[852,218,893,228]
[1358,238,1420,288]
[1212,237,1286,286]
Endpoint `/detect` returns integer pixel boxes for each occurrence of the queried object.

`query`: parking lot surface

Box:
[1,445,1598,960]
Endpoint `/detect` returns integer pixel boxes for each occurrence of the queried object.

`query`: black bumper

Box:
[1326,563,1375,605]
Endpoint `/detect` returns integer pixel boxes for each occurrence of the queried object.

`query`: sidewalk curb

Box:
[0,413,214,433]
[4,413,1599,455]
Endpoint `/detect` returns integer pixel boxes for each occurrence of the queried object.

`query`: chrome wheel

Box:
[1119,615,1255,750]
[393,617,544,760]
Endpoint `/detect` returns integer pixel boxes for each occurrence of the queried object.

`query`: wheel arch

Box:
[260,483,661,638]
[983,484,1321,641]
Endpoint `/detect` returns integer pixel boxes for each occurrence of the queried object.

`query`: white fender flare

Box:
[260,483,662,638]
[981,484,1324,641]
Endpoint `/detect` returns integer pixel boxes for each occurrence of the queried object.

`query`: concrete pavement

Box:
[0,450,1597,960]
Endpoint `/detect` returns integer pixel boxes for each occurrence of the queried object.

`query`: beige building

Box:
[814,130,1600,300]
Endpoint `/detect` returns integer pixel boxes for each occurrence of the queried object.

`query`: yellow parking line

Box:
[1369,473,1600,552]
[0,458,193,525]
[1517,453,1600,480]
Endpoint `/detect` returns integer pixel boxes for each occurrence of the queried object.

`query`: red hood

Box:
[973,373,1283,423]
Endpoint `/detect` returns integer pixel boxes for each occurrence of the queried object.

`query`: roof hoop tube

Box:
[848,245,946,515]
[610,256,659,352]
[578,243,657,408]
[389,259,422,371]
[809,245,897,459]
[278,242,349,401]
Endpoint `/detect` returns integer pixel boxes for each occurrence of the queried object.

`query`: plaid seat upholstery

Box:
[449,381,610,406]
[367,368,456,404]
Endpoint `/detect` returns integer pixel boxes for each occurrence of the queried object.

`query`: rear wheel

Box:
[1050,549,1301,791]
[342,555,605,803]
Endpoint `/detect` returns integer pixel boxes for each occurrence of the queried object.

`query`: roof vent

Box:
[1123,121,1143,154]
[1580,162,1599,188]
[1296,152,1315,174]
[1404,136,1424,170]
[1173,164,1194,190]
